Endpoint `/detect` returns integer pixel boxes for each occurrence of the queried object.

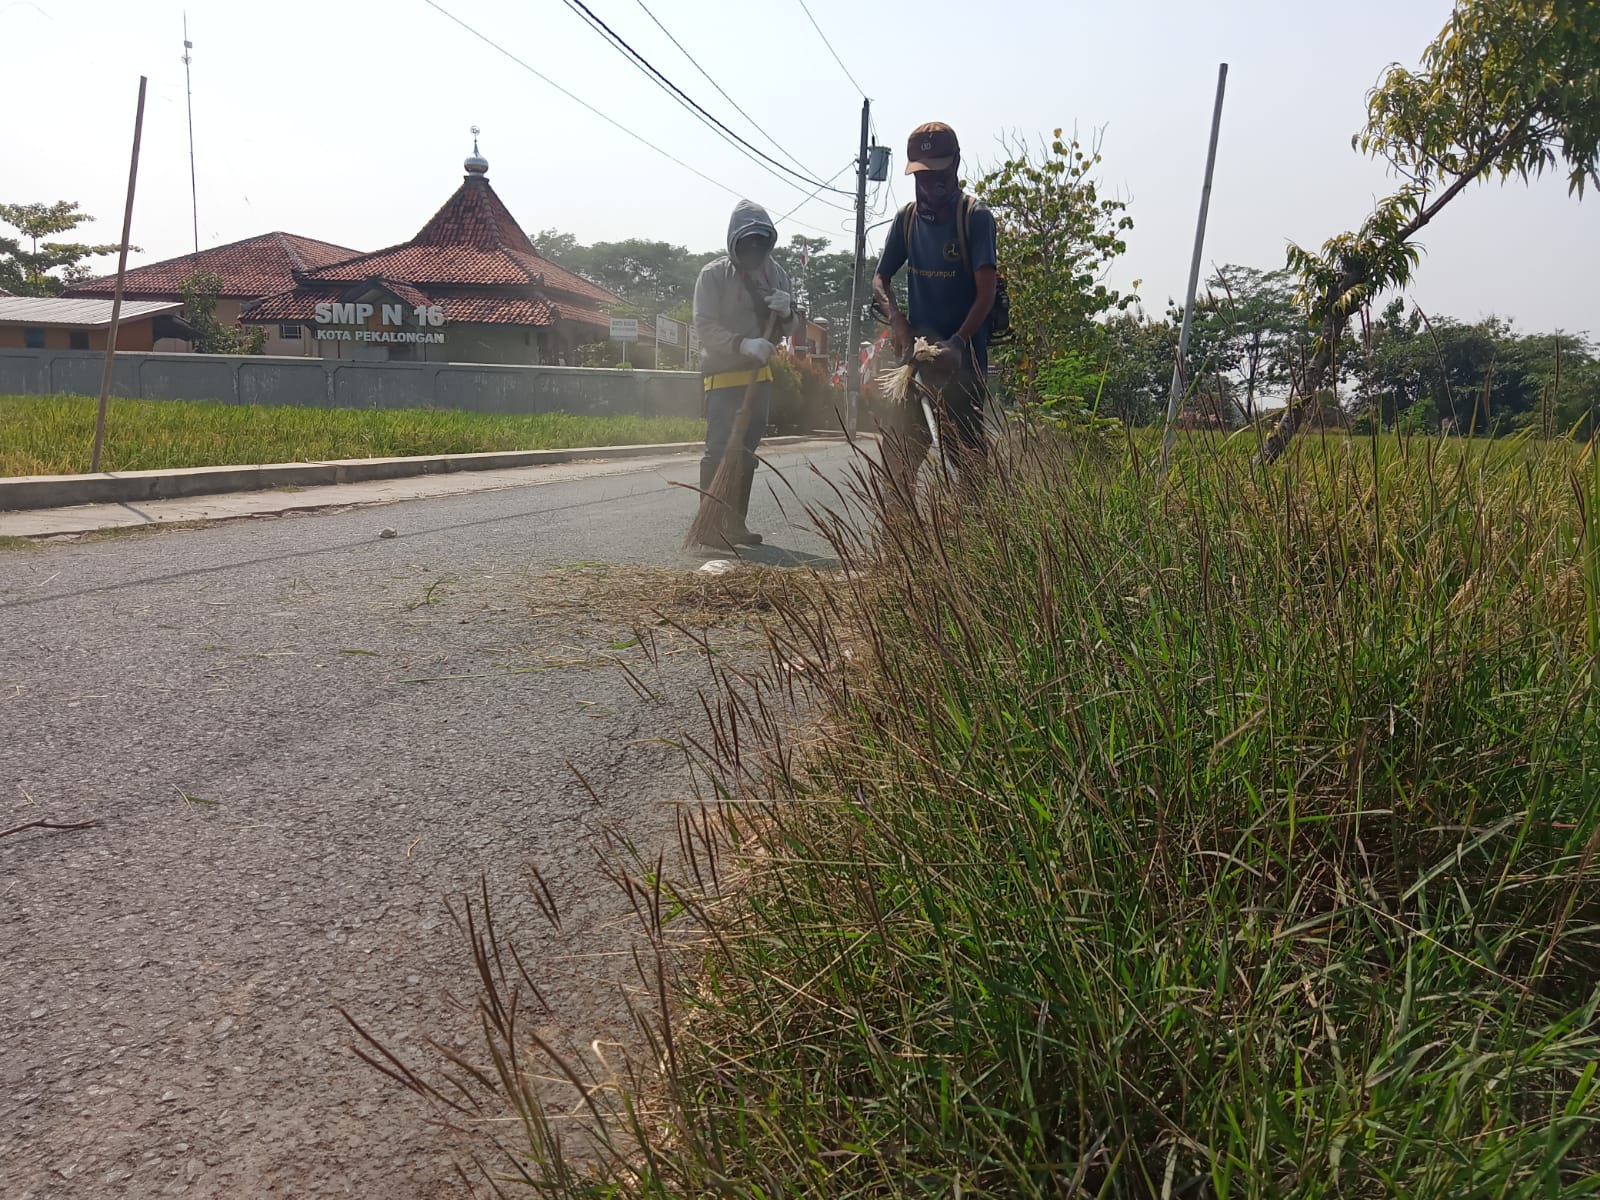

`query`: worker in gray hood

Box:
[691,199,799,546]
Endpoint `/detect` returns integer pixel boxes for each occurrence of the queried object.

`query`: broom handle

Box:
[740,310,785,413]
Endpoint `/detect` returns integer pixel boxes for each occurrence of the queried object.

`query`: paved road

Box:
[0,443,858,1198]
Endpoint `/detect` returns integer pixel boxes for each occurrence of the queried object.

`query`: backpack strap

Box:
[898,202,917,267]
[955,194,974,279]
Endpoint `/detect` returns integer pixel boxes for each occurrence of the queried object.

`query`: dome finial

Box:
[464,125,488,176]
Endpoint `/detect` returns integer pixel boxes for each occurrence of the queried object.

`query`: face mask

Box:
[735,237,772,270]
[915,170,957,217]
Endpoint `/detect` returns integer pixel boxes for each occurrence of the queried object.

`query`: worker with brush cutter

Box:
[690,199,799,549]
[872,122,999,494]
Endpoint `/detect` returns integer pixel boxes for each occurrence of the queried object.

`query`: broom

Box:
[684,311,783,550]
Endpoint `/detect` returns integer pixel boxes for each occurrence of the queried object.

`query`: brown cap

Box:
[905,122,959,174]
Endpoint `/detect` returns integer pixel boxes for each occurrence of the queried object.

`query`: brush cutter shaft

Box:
[919,394,941,453]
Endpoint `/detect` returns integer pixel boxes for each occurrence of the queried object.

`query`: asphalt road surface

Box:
[0,442,859,1198]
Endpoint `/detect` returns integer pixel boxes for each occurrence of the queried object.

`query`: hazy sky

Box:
[4,0,1594,335]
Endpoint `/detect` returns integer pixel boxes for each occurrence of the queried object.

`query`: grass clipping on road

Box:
[0,393,706,476]
[401,431,1600,1196]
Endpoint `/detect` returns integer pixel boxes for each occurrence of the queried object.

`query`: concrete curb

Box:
[0,435,837,512]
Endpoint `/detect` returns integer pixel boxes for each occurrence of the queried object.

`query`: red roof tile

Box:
[66,232,362,300]
[376,280,430,309]
[242,290,327,323]
[301,177,620,307]
[439,295,554,325]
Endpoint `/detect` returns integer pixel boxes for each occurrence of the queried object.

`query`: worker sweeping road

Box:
[872,122,1000,497]
[689,200,799,549]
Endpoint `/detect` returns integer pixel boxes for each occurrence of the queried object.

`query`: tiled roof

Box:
[300,177,620,307]
[66,232,362,300]
[241,290,319,323]
[441,295,554,325]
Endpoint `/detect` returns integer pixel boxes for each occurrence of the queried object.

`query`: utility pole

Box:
[183,14,198,258]
[1159,63,1228,477]
[844,97,869,442]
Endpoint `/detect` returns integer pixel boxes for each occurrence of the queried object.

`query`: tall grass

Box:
[0,394,706,475]
[365,427,1600,1197]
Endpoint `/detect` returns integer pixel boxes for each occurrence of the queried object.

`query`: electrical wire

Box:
[794,0,867,98]
[559,0,854,203]
[631,0,824,182]
[420,0,839,237]
[775,159,856,225]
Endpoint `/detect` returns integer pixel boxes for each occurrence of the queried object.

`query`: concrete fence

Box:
[0,348,703,420]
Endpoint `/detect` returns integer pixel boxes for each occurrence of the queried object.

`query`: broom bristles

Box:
[881,338,943,407]
[684,312,784,551]
[684,402,756,549]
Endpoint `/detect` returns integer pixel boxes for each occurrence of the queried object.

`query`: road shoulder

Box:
[0,439,847,540]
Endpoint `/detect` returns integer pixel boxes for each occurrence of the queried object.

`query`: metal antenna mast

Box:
[183,13,198,257]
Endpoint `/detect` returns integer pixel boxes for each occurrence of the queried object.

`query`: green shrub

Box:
[769,347,846,434]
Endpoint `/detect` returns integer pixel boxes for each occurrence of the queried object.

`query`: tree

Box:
[180,272,267,355]
[772,235,871,342]
[772,234,831,315]
[969,128,1136,403]
[1356,300,1592,435]
[1098,312,1179,426]
[1197,265,1304,419]
[1262,0,1600,461]
[528,229,719,316]
[0,201,124,296]
[530,228,580,262]
[1550,343,1600,438]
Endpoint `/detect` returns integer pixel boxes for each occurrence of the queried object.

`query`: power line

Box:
[775,159,856,225]
[631,0,824,182]
[420,0,838,237]
[558,0,854,203]
[794,0,867,98]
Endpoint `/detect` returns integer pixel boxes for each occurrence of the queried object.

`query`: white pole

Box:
[183,14,198,258]
[1159,63,1228,477]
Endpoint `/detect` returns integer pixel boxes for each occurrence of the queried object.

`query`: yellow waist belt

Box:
[704,366,774,391]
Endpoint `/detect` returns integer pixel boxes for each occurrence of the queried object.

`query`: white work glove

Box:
[740,337,775,364]
[765,289,792,318]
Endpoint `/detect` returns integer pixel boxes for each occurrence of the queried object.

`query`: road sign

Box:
[609,317,639,342]
[655,316,681,347]
[687,326,699,353]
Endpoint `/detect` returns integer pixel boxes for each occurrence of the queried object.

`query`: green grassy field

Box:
[0,394,706,476]
[415,429,1600,1197]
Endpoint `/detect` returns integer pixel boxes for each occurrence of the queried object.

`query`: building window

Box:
[69,331,90,350]
[24,328,45,349]
[280,324,303,340]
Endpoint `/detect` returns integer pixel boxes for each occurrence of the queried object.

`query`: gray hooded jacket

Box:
[693,200,799,377]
